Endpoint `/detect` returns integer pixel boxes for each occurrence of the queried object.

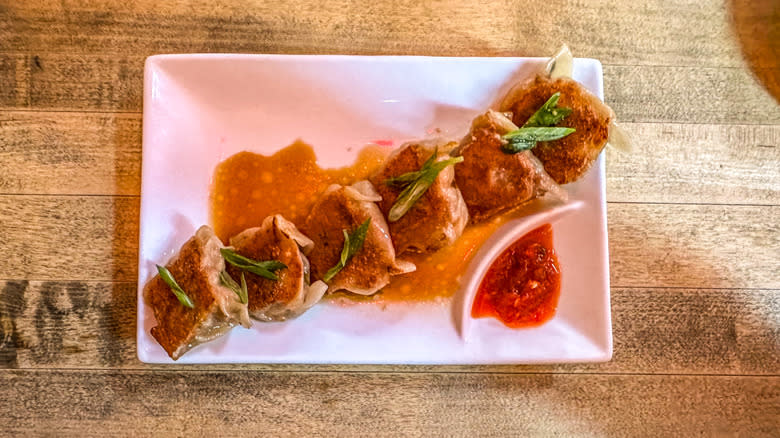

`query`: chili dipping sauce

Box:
[471,224,561,328]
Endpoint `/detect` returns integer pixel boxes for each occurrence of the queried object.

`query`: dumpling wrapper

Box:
[302,181,415,295]
[453,110,566,223]
[500,74,615,185]
[370,142,468,254]
[228,215,327,322]
[145,225,251,360]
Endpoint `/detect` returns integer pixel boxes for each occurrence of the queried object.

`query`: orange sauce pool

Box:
[211,142,508,303]
[212,141,389,240]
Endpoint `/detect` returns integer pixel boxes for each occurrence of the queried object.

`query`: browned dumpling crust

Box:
[453,110,565,224]
[500,75,614,184]
[228,215,327,322]
[370,142,468,255]
[145,226,251,360]
[302,181,415,295]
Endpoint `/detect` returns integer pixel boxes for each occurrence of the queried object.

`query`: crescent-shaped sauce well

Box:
[452,200,583,340]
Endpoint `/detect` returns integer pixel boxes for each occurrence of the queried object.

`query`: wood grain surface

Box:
[0,0,755,67]
[1,370,778,436]
[0,0,778,435]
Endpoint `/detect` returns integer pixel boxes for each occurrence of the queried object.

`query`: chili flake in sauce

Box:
[471,224,561,328]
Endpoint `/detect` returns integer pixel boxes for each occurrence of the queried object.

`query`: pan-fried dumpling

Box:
[370,142,468,254]
[452,110,566,223]
[227,215,327,322]
[499,45,621,184]
[500,74,614,184]
[302,181,415,295]
[144,225,252,360]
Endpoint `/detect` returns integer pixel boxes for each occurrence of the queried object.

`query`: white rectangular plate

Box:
[138,54,612,364]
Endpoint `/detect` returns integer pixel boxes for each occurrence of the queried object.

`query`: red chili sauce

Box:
[471,224,561,328]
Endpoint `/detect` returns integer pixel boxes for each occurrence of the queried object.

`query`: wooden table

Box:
[1,0,778,435]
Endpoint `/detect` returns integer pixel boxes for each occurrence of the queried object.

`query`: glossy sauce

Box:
[212,141,388,242]
[330,218,508,303]
[471,224,561,327]
[211,142,506,302]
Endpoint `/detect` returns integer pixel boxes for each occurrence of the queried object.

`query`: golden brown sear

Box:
[370,142,468,255]
[501,75,614,184]
[145,226,251,360]
[302,181,414,295]
[453,111,565,223]
[228,215,327,322]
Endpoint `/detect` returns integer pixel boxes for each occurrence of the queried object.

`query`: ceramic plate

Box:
[138,54,612,364]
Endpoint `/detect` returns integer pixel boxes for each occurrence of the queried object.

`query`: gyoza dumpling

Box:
[499,45,619,184]
[302,181,415,295]
[500,74,614,184]
[227,215,327,322]
[144,225,251,360]
[370,142,468,254]
[452,110,566,223]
